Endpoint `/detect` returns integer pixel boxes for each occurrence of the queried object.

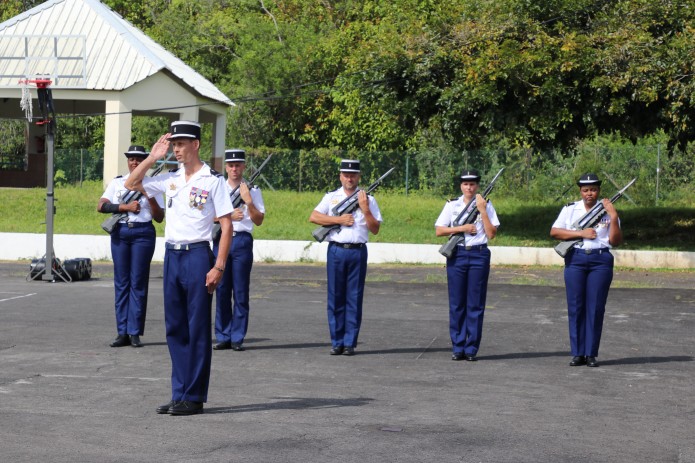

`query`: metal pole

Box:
[42,128,55,281]
[405,154,409,196]
[655,143,660,205]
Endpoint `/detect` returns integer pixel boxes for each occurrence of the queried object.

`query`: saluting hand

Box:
[150,133,170,160]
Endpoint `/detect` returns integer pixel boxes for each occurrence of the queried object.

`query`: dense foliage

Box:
[1,0,694,197]
[95,0,695,155]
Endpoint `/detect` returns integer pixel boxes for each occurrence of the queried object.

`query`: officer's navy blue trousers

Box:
[564,248,613,357]
[213,231,253,344]
[446,246,491,355]
[326,243,368,348]
[163,246,214,403]
[110,222,156,336]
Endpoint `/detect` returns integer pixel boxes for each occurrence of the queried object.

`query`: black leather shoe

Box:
[464,354,477,362]
[586,357,599,367]
[213,341,231,350]
[569,356,587,366]
[169,400,204,415]
[110,334,130,347]
[230,343,245,351]
[451,352,464,361]
[330,346,344,355]
[343,347,355,356]
[156,400,178,414]
[130,335,143,348]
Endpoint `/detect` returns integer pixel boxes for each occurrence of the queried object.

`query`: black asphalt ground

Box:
[0,262,693,463]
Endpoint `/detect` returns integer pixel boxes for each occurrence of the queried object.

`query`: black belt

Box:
[118,221,152,229]
[457,244,487,251]
[233,231,251,237]
[330,242,365,249]
[165,241,210,251]
[574,247,610,255]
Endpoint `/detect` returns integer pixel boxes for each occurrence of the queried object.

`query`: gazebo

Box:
[0,0,233,187]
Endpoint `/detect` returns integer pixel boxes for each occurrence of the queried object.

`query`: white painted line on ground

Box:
[41,374,167,381]
[0,293,36,303]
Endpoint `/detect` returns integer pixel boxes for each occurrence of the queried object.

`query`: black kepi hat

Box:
[340,159,360,173]
[123,145,148,158]
[225,149,246,163]
[168,120,201,140]
[460,169,481,182]
[577,173,602,187]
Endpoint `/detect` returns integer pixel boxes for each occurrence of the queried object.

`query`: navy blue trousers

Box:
[110,222,156,336]
[446,247,491,355]
[564,249,613,357]
[213,232,253,345]
[162,246,214,403]
[326,243,368,348]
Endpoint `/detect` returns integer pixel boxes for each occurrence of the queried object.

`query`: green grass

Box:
[2,181,695,251]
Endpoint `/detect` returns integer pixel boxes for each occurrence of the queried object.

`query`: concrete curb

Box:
[2,232,693,269]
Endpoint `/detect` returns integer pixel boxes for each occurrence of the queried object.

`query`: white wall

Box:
[2,233,693,269]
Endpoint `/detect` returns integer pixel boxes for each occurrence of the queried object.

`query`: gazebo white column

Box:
[103,99,132,185]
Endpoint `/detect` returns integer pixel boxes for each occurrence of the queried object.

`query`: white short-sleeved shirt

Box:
[314,188,383,244]
[552,201,614,249]
[227,182,265,234]
[101,173,164,223]
[143,163,234,244]
[434,196,500,247]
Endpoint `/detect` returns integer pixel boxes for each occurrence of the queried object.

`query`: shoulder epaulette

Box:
[210,168,223,178]
[115,175,123,179]
[565,201,575,207]
[448,198,458,202]
[169,167,179,173]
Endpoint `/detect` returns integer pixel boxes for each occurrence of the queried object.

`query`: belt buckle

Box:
[173,243,184,250]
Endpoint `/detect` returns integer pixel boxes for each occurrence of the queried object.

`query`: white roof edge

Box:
[0,0,233,106]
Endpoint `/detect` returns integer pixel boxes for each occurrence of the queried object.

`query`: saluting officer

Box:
[309,159,382,356]
[212,149,265,352]
[435,169,499,361]
[125,121,234,415]
[550,173,623,368]
[98,145,164,348]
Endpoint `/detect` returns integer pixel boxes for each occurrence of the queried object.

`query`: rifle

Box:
[100,153,173,234]
[229,154,273,208]
[438,167,505,258]
[311,167,395,243]
[211,154,273,241]
[554,177,636,258]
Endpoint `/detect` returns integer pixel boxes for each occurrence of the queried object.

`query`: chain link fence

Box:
[2,137,692,206]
